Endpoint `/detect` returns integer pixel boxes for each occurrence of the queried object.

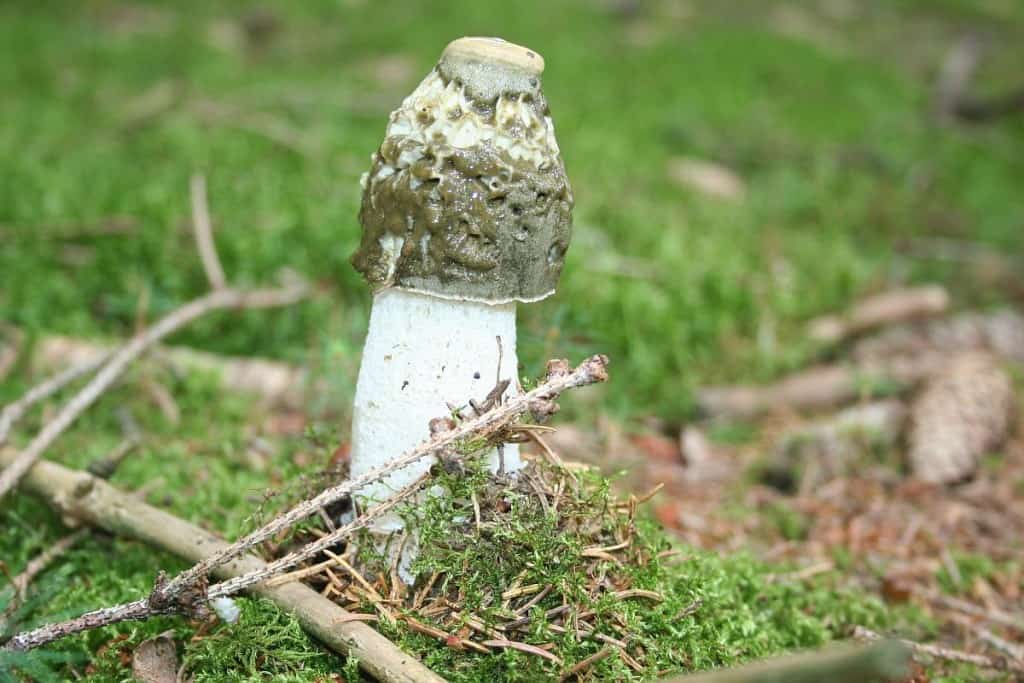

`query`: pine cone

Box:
[908,353,1015,484]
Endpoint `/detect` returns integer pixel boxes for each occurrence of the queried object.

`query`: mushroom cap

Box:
[352,37,573,304]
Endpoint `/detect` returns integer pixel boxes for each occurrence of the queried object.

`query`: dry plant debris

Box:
[256,448,907,682]
[264,458,669,678]
[30,334,317,410]
[589,424,1024,680]
[698,308,1024,420]
[807,285,950,344]
[1,356,609,654]
[851,310,1024,366]
[0,449,445,683]
[570,299,1024,680]
[770,399,907,493]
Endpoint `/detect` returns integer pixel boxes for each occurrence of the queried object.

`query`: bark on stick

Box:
[0,448,444,683]
[0,285,307,503]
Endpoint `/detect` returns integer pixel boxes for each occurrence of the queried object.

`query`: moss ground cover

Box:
[2,0,1022,680]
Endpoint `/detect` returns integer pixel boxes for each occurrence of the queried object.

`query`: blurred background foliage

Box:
[1,0,1022,422]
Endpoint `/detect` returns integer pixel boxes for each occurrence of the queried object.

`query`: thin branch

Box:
[696,352,947,419]
[0,284,307,503]
[807,285,949,344]
[3,478,419,650]
[0,452,444,683]
[189,174,227,290]
[0,529,89,632]
[210,475,428,599]
[33,335,315,409]
[481,639,563,665]
[5,530,88,602]
[975,626,1024,663]
[946,612,1024,663]
[159,355,608,609]
[559,646,613,681]
[918,588,1024,632]
[1,438,141,634]
[854,625,1024,674]
[2,356,609,651]
[0,355,110,447]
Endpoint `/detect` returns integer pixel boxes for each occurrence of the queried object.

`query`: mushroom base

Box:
[350,287,522,536]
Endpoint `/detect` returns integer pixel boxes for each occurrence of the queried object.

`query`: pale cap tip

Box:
[441,36,545,75]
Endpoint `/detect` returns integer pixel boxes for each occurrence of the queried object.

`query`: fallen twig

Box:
[609,589,662,602]
[2,356,608,651]
[157,355,608,620]
[700,306,1024,419]
[946,612,1024,663]
[0,285,307,503]
[86,438,140,481]
[33,335,315,409]
[559,645,613,681]
[975,626,1024,663]
[0,355,110,448]
[807,285,949,344]
[210,476,428,599]
[0,529,89,632]
[1,436,145,634]
[918,588,1024,632]
[0,174,311,502]
[4,529,88,603]
[854,625,1024,674]
[696,353,945,419]
[675,599,702,620]
[189,173,227,290]
[481,639,563,665]
[0,451,444,683]
[1,473,422,650]
[851,309,1024,365]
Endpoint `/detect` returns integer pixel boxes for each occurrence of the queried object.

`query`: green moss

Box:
[936,551,1020,597]
[0,370,336,682]
[182,599,340,682]
[2,1,1020,680]
[345,460,916,682]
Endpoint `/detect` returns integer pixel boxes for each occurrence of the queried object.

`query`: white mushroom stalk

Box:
[349,37,573,535]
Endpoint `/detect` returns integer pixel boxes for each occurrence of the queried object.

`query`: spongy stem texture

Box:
[350,288,521,528]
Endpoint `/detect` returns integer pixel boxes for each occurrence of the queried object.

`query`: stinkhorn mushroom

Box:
[349,37,573,528]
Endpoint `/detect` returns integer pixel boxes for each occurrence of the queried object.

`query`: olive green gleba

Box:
[351,36,573,304]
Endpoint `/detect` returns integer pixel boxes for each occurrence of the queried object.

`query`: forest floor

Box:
[1,0,1023,681]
